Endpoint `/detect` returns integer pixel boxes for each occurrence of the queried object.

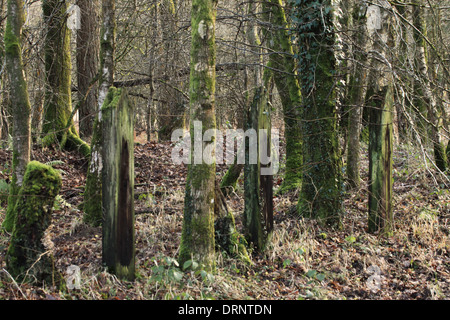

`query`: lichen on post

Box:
[6,161,62,284]
[101,87,135,281]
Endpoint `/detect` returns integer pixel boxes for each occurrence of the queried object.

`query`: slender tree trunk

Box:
[41,0,90,157]
[84,0,116,226]
[262,0,302,194]
[76,0,100,138]
[146,0,160,143]
[2,0,31,232]
[98,0,115,110]
[178,0,218,271]
[411,1,446,171]
[295,0,343,228]
[347,1,370,189]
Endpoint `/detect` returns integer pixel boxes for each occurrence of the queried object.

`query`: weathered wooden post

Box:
[244,77,274,252]
[367,4,394,235]
[6,161,62,284]
[101,87,135,281]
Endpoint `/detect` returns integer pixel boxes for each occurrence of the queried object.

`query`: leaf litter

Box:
[0,141,448,300]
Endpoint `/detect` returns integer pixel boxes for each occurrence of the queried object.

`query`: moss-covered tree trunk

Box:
[346,2,369,189]
[6,161,62,284]
[367,3,394,235]
[101,87,135,281]
[83,0,116,226]
[262,0,302,194]
[214,180,251,264]
[2,0,31,232]
[411,1,446,171]
[41,0,90,157]
[76,0,100,138]
[178,0,218,272]
[98,0,115,109]
[295,0,342,228]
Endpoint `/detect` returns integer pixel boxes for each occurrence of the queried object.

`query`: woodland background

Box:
[0,0,449,300]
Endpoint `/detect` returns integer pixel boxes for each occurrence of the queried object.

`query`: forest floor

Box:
[0,137,449,300]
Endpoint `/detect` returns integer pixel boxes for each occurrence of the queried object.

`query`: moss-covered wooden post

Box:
[178,0,218,272]
[244,73,274,252]
[295,0,343,228]
[41,0,90,157]
[367,3,394,235]
[101,87,135,281]
[6,161,62,284]
[2,0,31,232]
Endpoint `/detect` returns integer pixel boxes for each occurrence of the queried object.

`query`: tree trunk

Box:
[262,0,302,194]
[83,0,115,226]
[214,180,250,264]
[76,0,100,138]
[346,1,370,189]
[41,0,90,157]
[98,0,115,110]
[411,1,446,171]
[101,87,135,281]
[295,0,343,228]
[6,161,62,284]
[2,0,32,232]
[178,0,218,272]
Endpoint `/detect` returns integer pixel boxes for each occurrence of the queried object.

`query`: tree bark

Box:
[411,1,446,171]
[295,0,343,228]
[346,2,370,189]
[84,0,116,226]
[76,0,100,138]
[41,0,90,157]
[2,0,32,232]
[98,0,116,110]
[178,0,218,272]
[262,0,302,194]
